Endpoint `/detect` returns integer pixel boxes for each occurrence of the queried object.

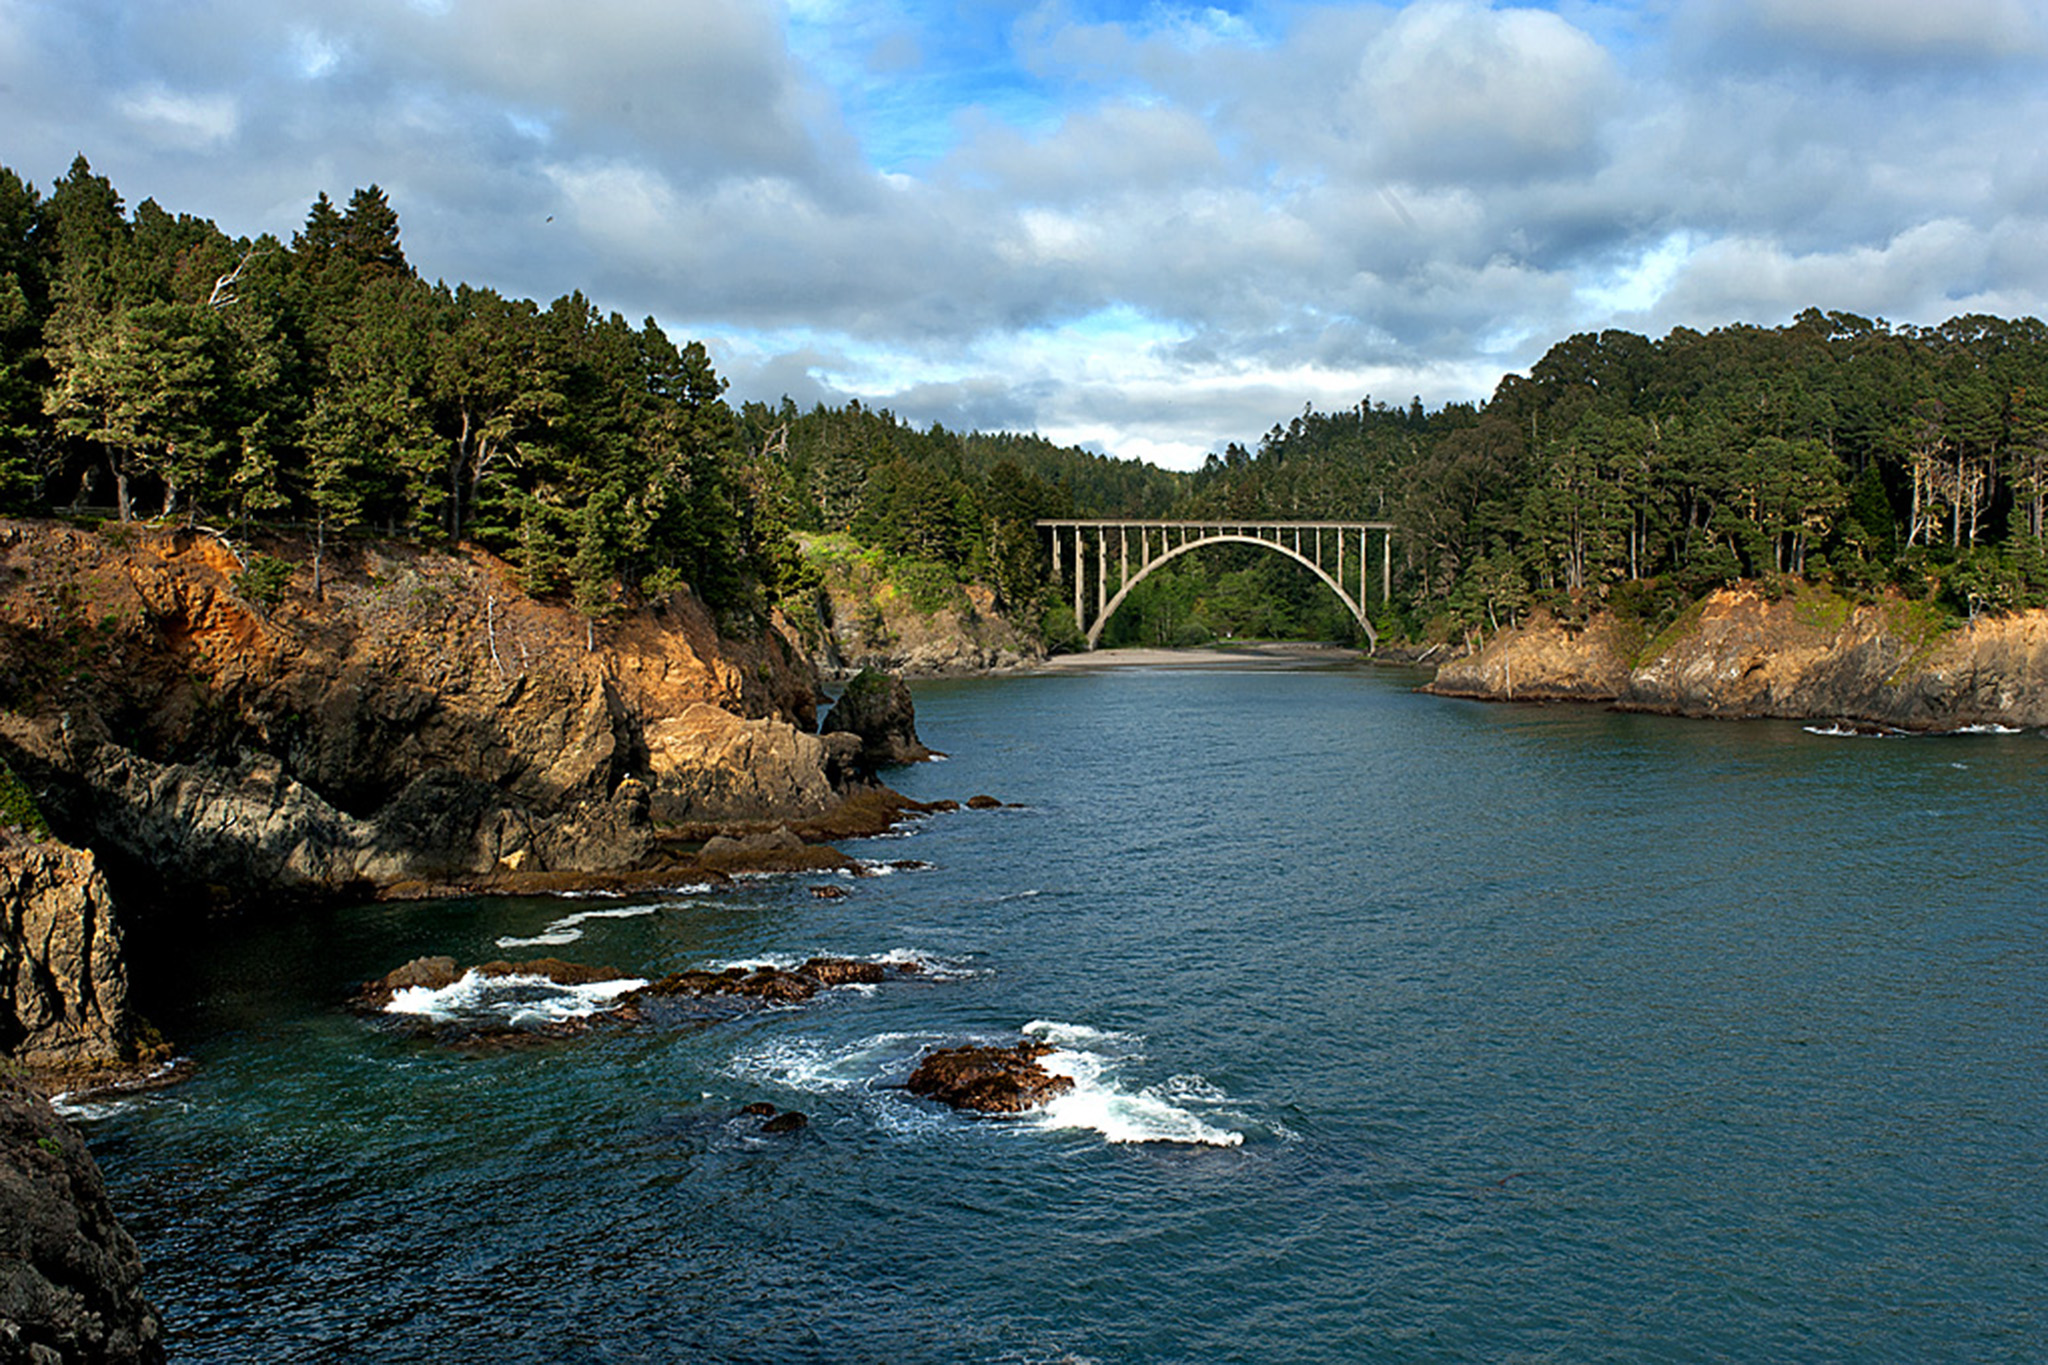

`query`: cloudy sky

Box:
[6,0,2048,468]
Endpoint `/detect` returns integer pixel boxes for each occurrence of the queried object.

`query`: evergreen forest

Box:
[6,156,2048,649]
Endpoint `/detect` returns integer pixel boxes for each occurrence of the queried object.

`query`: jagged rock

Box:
[0,828,139,1073]
[629,966,821,1005]
[474,958,627,986]
[700,827,804,859]
[796,957,889,987]
[821,669,935,768]
[905,1041,1074,1114]
[352,955,461,1010]
[0,1073,164,1363]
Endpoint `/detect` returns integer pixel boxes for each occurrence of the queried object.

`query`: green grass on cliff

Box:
[0,756,50,838]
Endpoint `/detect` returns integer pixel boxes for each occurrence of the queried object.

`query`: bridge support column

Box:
[1073,527,1084,632]
[1095,526,1106,629]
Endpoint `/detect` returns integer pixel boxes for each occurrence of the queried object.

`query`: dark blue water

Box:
[75,663,2048,1362]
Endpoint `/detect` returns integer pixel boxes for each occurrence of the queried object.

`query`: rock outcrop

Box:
[0,1073,164,1364]
[0,827,141,1077]
[820,669,935,768]
[783,546,1042,676]
[0,518,886,908]
[904,1040,1074,1114]
[1426,583,2048,729]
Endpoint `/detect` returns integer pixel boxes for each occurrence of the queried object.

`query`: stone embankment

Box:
[1426,583,2048,729]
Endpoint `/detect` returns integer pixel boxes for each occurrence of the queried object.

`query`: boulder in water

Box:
[905,1040,1073,1114]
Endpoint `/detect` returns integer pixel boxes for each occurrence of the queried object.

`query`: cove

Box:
[75,662,2048,1362]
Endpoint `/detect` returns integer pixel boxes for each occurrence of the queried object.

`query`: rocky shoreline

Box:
[1424,582,2048,730]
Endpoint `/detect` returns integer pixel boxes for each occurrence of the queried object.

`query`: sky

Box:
[6,0,2048,469]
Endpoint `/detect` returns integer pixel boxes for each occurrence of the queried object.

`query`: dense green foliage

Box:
[8,158,2048,648]
[0,157,1164,623]
[1164,314,2048,641]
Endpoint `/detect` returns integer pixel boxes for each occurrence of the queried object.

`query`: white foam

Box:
[494,904,662,949]
[382,969,646,1027]
[47,1060,187,1121]
[1022,1020,1245,1148]
[1034,1049,1244,1148]
[704,947,977,980]
[1802,724,1901,738]
[878,946,979,979]
[1951,723,2025,734]
[1023,1019,1139,1051]
[733,1031,943,1094]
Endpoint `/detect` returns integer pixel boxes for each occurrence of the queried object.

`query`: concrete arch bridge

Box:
[1037,519,1396,649]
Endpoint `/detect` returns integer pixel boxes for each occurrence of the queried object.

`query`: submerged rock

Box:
[760,1110,807,1134]
[0,1073,165,1364]
[905,1041,1074,1114]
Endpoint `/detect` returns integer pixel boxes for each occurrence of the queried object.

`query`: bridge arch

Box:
[1037,520,1394,651]
[1090,533,1372,648]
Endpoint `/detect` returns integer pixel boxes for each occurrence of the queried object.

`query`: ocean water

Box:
[75,662,2048,1362]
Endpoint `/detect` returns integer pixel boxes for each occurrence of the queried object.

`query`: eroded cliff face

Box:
[0,518,859,905]
[1426,583,2048,728]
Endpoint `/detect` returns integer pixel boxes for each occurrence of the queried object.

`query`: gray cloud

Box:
[5,0,2048,466]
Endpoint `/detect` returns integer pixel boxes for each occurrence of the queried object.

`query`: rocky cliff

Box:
[1426,582,2048,728]
[0,827,140,1078]
[0,518,884,907]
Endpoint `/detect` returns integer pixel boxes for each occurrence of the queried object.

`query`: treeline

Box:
[13,157,2048,650]
[0,157,1173,622]
[1164,312,2048,641]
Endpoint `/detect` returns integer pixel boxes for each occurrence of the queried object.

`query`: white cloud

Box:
[117,84,239,149]
[1351,0,1620,184]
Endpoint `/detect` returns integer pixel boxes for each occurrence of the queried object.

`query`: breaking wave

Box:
[733,1019,1249,1148]
[1023,1020,1246,1148]
[382,969,646,1028]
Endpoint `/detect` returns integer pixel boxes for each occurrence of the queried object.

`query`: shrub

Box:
[234,553,294,609]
